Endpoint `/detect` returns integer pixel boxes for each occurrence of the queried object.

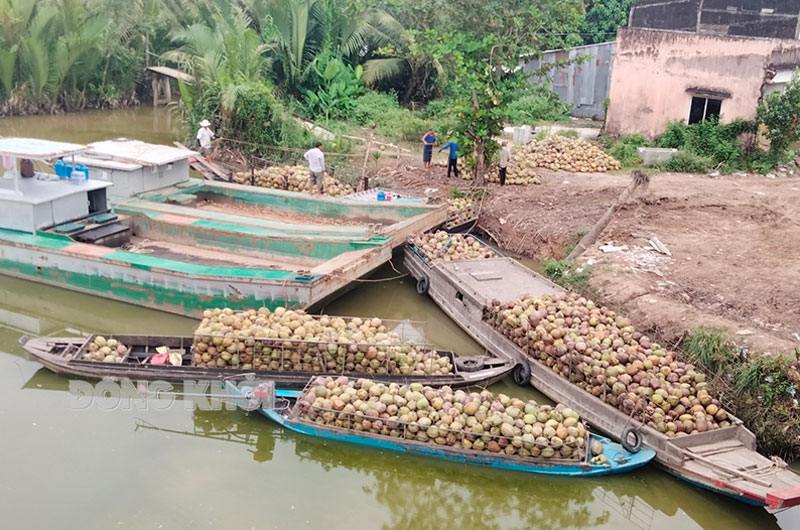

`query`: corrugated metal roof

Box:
[85,139,196,167]
[0,138,88,159]
[145,66,193,83]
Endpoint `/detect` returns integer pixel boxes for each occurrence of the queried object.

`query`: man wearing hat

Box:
[196,119,215,157]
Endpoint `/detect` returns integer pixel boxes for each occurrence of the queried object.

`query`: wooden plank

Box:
[686,439,745,456]
[175,142,230,182]
[682,449,772,488]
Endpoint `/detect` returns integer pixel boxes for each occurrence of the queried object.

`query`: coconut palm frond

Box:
[362,57,407,86]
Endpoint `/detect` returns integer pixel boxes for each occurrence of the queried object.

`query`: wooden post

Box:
[152,78,159,106]
[361,125,375,191]
[164,77,171,102]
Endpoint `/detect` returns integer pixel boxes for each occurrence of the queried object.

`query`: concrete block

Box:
[637,147,678,166]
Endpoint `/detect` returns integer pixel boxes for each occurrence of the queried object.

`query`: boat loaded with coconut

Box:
[404,231,800,508]
[19,307,514,388]
[225,376,655,477]
[0,138,445,318]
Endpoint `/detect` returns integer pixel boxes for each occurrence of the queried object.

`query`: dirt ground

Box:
[384,160,800,355]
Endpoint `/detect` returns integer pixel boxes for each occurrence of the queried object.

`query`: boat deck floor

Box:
[194,196,382,227]
[439,257,563,304]
[125,237,319,271]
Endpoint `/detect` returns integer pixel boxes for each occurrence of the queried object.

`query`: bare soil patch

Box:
[385,161,800,354]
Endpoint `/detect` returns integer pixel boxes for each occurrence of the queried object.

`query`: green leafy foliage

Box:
[542,259,590,289]
[299,53,365,121]
[662,151,714,173]
[505,86,571,125]
[603,134,652,167]
[580,0,633,45]
[757,73,800,155]
[684,327,737,374]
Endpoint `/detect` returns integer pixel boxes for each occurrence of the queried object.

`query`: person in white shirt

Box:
[498,141,511,186]
[196,119,215,156]
[303,142,325,193]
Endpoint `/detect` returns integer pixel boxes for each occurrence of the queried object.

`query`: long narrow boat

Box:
[226,382,655,477]
[19,334,514,389]
[403,240,800,508]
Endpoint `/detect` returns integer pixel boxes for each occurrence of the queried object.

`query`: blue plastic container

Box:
[376,190,386,201]
[78,164,89,180]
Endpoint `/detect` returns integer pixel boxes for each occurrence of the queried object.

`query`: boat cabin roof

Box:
[78,138,196,169]
[0,138,88,160]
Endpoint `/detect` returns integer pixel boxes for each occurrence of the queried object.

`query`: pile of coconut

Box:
[298,377,607,463]
[484,293,731,438]
[192,307,452,375]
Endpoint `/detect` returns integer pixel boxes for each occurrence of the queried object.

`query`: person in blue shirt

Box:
[421,130,436,168]
[439,140,460,178]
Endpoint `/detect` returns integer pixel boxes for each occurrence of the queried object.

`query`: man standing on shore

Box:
[498,141,510,186]
[196,119,215,158]
[421,130,436,168]
[439,139,460,178]
[304,142,325,193]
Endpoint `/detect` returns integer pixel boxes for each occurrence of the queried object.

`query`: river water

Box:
[0,107,797,530]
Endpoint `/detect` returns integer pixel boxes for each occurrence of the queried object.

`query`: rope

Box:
[320,259,408,283]
[218,137,364,158]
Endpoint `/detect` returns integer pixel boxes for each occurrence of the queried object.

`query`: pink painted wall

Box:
[605,28,800,139]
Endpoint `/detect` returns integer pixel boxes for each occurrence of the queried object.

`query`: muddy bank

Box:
[388,165,800,355]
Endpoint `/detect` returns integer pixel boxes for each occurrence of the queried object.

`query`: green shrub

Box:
[663,151,714,173]
[351,91,401,125]
[657,122,687,149]
[542,259,590,288]
[506,86,570,125]
[606,134,653,167]
[684,327,737,374]
[557,129,580,139]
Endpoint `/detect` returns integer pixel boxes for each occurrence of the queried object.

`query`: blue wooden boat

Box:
[225,382,655,477]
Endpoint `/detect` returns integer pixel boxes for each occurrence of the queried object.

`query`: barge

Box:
[0,138,445,317]
[403,240,800,508]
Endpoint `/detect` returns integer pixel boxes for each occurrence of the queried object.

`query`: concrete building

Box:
[522,42,616,119]
[629,0,800,39]
[605,27,800,138]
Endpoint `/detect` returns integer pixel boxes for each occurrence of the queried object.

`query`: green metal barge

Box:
[0,138,445,317]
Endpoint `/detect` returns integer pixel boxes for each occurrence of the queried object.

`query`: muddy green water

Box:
[1,108,798,529]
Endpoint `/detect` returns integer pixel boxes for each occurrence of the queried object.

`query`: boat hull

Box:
[260,408,655,477]
[20,335,515,390]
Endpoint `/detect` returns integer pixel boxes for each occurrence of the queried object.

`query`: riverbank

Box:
[388,163,800,355]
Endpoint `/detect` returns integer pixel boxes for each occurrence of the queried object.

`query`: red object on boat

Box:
[149,353,169,365]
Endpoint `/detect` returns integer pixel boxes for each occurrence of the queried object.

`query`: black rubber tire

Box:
[512,363,532,386]
[621,426,643,453]
[416,276,430,295]
[455,356,485,373]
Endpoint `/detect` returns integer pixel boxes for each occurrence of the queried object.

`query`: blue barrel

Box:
[377,190,386,201]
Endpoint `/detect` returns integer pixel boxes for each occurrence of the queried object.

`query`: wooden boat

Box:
[404,240,800,508]
[225,381,655,477]
[19,334,514,389]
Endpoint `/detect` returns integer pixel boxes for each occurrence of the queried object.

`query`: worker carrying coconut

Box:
[498,141,511,186]
[439,139,460,178]
[196,119,215,157]
[304,142,325,193]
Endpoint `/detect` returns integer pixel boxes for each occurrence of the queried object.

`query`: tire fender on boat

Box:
[621,426,643,453]
[455,356,485,372]
[512,362,532,386]
[416,275,430,295]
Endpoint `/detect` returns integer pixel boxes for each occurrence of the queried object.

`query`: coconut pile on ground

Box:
[488,152,541,186]
[409,231,497,263]
[233,165,354,197]
[518,136,621,173]
[299,377,605,462]
[484,292,731,438]
[192,307,452,375]
[83,336,128,363]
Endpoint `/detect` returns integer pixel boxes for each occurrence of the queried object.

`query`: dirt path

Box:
[385,162,800,354]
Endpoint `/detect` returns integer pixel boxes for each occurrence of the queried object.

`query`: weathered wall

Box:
[522,42,616,119]
[605,28,800,138]
[630,0,800,39]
